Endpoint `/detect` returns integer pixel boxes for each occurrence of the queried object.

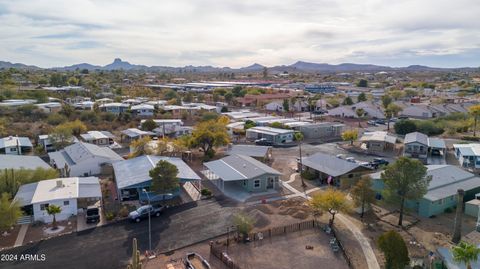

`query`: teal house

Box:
[204,154,282,202]
[371,165,480,218]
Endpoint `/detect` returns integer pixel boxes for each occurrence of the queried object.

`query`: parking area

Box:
[77,202,106,232]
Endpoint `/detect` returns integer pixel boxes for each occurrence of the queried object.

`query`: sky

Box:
[0,0,479,68]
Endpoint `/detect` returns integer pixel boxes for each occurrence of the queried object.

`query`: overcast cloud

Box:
[0,0,479,68]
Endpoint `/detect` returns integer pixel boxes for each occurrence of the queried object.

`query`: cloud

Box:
[0,0,479,67]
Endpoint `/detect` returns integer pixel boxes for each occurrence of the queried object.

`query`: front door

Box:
[267,177,274,189]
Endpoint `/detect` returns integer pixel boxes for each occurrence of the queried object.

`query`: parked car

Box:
[398,115,409,120]
[369,158,389,169]
[374,119,386,125]
[86,206,100,223]
[367,120,378,126]
[313,109,328,115]
[345,157,356,163]
[129,204,165,222]
[255,138,273,146]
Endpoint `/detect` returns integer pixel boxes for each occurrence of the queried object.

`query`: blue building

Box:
[113,155,201,202]
[371,165,480,217]
[304,83,337,93]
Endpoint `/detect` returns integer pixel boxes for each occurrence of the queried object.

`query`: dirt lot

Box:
[225,228,349,269]
[23,218,77,245]
[0,226,20,250]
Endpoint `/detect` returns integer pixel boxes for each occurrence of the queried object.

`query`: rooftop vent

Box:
[56,180,63,188]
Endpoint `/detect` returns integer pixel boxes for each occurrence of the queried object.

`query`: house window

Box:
[10,148,17,152]
[254,180,261,188]
[63,201,69,206]
[40,203,49,210]
[243,180,247,186]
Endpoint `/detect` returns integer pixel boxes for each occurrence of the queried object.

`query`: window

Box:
[254,180,261,188]
[40,203,49,210]
[243,180,247,186]
[10,148,17,152]
[63,201,69,206]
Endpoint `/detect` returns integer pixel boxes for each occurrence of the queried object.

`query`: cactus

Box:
[127,238,142,269]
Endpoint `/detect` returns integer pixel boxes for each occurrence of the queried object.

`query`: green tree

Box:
[309,188,351,226]
[232,86,244,97]
[244,120,256,130]
[67,76,79,86]
[357,92,367,102]
[341,129,358,145]
[0,192,22,231]
[128,137,155,158]
[380,157,429,226]
[183,91,194,103]
[452,241,480,269]
[394,119,417,135]
[282,99,290,112]
[49,126,74,150]
[141,119,157,131]
[357,79,368,87]
[46,204,62,229]
[342,96,353,105]
[385,103,403,131]
[350,176,375,218]
[149,160,179,194]
[381,95,393,109]
[377,230,409,269]
[469,104,480,136]
[233,212,254,240]
[224,92,234,104]
[190,116,230,158]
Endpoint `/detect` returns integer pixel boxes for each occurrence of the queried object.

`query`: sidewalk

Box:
[14,224,29,247]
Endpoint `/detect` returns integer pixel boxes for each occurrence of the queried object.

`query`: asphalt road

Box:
[0,199,239,269]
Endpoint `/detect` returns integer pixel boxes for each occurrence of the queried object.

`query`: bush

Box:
[105,212,116,221]
[204,148,216,161]
[462,136,480,141]
[46,113,68,125]
[444,207,454,213]
[201,188,212,196]
[301,170,316,181]
[118,206,130,218]
[415,120,444,136]
[394,119,417,135]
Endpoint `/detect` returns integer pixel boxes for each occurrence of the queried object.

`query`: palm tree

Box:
[452,241,480,269]
[468,105,480,136]
[46,205,62,229]
[294,132,306,188]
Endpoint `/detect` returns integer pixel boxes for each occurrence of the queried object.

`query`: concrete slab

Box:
[13,224,29,247]
[77,205,106,232]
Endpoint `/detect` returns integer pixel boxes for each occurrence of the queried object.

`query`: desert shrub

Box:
[201,188,212,196]
[301,170,317,181]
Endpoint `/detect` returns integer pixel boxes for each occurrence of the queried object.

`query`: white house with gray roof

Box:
[0,136,33,155]
[404,132,446,164]
[204,154,281,201]
[13,177,101,223]
[225,144,272,161]
[245,126,295,145]
[48,142,123,177]
[454,143,480,169]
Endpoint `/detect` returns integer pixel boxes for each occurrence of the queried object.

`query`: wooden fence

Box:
[210,243,242,269]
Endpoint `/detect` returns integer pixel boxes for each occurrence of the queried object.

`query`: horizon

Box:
[1,0,479,68]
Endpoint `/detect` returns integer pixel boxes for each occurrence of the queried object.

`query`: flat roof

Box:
[0,155,51,170]
[247,126,295,135]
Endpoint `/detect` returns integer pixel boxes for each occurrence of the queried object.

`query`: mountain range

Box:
[0,58,476,73]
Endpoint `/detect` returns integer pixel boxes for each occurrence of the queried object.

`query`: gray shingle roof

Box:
[0,155,51,170]
[113,155,200,189]
[301,152,362,177]
[204,154,281,181]
[48,142,123,167]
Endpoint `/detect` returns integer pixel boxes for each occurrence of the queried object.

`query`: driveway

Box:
[1,199,240,269]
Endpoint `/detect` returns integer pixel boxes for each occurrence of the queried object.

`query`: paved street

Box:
[0,199,239,269]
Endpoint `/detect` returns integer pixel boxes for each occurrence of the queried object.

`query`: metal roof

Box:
[453,143,480,156]
[48,142,123,166]
[0,136,33,149]
[225,145,271,158]
[404,132,429,145]
[80,131,114,141]
[360,131,396,144]
[301,152,362,177]
[247,126,295,135]
[0,155,51,170]
[121,128,155,138]
[113,155,200,189]
[204,154,281,181]
[428,138,446,149]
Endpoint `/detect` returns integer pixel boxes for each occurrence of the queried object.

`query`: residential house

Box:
[293,122,345,141]
[454,143,480,169]
[0,136,33,155]
[359,131,397,152]
[130,104,155,117]
[328,101,385,119]
[265,101,284,112]
[80,131,115,147]
[38,134,78,152]
[404,132,446,164]
[35,102,62,113]
[300,152,372,187]
[0,155,51,170]
[112,155,200,201]
[246,126,295,145]
[120,128,155,143]
[48,142,123,177]
[99,102,130,114]
[371,165,480,217]
[204,154,282,201]
[13,177,101,223]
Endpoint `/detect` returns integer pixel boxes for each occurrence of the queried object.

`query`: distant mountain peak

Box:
[241,63,265,70]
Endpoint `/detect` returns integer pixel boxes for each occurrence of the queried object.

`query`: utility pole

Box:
[142,189,152,251]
